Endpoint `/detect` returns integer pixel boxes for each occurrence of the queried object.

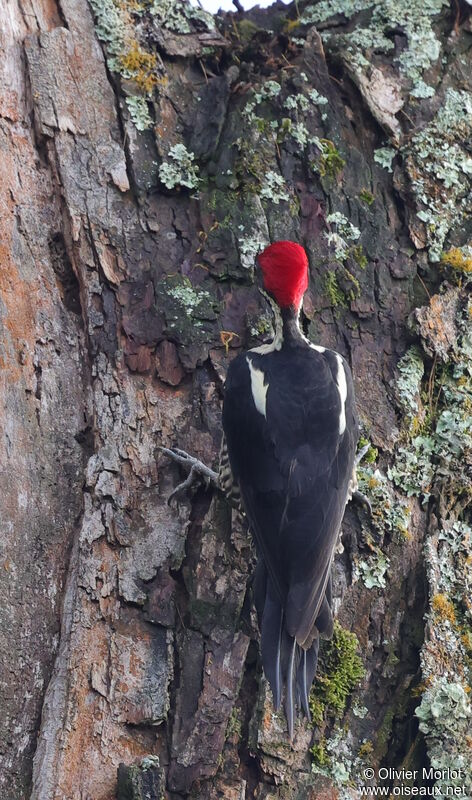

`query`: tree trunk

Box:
[1,0,471,798]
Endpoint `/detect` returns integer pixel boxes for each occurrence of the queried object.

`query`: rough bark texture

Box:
[1,0,471,799]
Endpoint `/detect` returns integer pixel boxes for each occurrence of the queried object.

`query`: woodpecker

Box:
[221,241,359,738]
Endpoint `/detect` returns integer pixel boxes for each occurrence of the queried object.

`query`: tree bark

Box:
[1,0,471,798]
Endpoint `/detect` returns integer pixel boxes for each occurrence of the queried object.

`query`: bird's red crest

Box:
[256,241,309,309]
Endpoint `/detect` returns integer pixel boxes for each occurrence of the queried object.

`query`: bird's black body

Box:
[222,306,358,736]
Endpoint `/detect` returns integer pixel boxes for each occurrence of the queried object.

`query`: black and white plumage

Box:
[222,241,359,738]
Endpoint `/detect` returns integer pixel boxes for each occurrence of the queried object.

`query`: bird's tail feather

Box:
[254,564,324,738]
[285,637,297,739]
[260,578,283,709]
[296,647,309,719]
[305,636,320,690]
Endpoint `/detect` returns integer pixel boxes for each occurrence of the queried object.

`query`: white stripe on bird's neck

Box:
[334,353,347,434]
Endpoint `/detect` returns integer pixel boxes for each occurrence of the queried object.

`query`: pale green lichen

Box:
[415,674,472,796]
[235,84,291,199]
[150,0,215,33]
[254,80,282,101]
[416,679,471,735]
[233,195,270,270]
[284,93,310,112]
[260,171,290,204]
[357,551,390,589]
[326,212,360,242]
[159,144,200,190]
[334,24,393,72]
[389,299,472,501]
[300,0,374,26]
[433,523,472,610]
[242,81,282,124]
[125,96,153,131]
[160,277,218,341]
[394,346,425,426]
[311,726,369,792]
[406,89,472,261]
[166,281,211,319]
[140,755,161,770]
[88,0,160,131]
[406,294,472,796]
[326,212,361,261]
[300,0,447,97]
[373,147,396,173]
[357,466,411,539]
[352,702,368,718]
[290,122,311,147]
[88,0,127,60]
[308,88,329,106]
[386,293,472,511]
[411,79,437,99]
[393,1,446,92]
[237,233,263,270]
[388,435,436,501]
[241,81,329,157]
[435,405,472,457]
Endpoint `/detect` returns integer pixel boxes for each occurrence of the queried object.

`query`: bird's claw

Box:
[352,489,373,515]
[355,443,371,466]
[159,446,218,505]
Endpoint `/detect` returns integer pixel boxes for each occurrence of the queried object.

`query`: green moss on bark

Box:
[309,622,365,725]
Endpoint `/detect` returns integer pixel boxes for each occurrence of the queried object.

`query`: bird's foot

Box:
[159,446,218,505]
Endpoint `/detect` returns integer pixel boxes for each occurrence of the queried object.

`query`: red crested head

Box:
[256,241,308,309]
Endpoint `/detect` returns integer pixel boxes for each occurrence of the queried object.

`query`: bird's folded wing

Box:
[223,348,357,643]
